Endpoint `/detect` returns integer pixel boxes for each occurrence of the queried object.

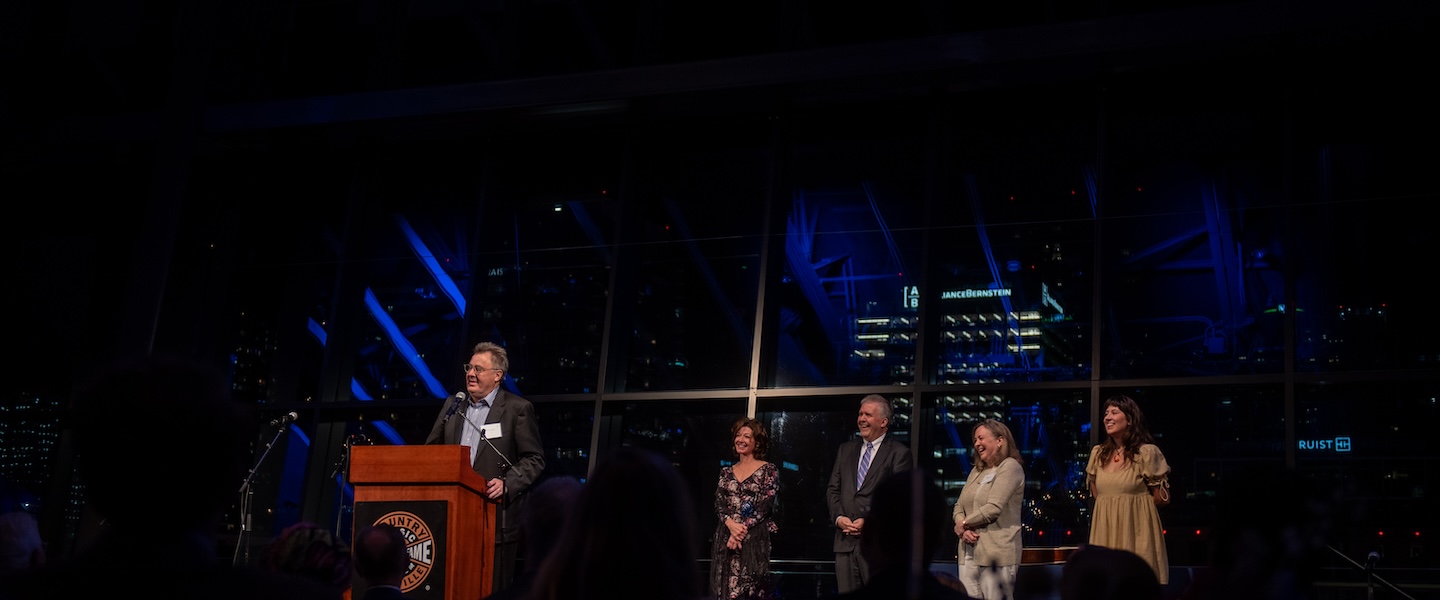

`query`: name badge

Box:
[481,423,503,439]
[982,472,996,484]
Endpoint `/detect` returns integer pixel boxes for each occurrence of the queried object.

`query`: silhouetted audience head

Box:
[1060,544,1162,600]
[860,469,948,576]
[532,447,704,600]
[71,354,251,531]
[521,475,582,568]
[354,523,409,588]
[264,521,354,594]
[0,511,45,576]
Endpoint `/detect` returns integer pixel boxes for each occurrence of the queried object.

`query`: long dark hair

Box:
[1098,395,1156,462]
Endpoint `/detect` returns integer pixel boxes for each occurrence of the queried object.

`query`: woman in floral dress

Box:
[709,417,780,600]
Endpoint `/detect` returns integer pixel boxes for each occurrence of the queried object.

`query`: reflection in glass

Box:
[618,120,768,392]
[478,131,618,395]
[774,113,928,387]
[929,220,1094,384]
[933,93,1098,384]
[1100,163,1286,379]
[1293,144,1437,373]
[535,401,597,482]
[350,210,470,402]
[773,185,924,387]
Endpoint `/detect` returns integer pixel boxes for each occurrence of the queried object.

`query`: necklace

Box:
[1112,451,1123,463]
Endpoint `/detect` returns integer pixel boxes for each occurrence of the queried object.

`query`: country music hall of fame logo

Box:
[374,510,437,594]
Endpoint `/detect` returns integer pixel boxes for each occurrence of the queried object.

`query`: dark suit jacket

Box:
[424,388,546,542]
[826,434,913,553]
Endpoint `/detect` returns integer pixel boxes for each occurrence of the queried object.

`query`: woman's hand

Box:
[726,517,748,538]
[961,530,980,544]
[1151,485,1171,507]
[724,516,748,549]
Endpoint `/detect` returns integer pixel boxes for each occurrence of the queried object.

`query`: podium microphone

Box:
[268,411,299,427]
[440,392,467,425]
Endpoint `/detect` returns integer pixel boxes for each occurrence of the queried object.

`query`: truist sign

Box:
[1298,437,1352,452]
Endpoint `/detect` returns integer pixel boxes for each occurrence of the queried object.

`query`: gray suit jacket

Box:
[826,435,913,552]
[424,388,546,542]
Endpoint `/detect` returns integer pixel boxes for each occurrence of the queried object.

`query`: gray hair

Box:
[860,394,893,420]
[472,341,510,372]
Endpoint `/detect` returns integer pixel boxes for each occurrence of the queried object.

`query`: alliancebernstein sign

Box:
[903,286,1013,308]
[941,288,1013,300]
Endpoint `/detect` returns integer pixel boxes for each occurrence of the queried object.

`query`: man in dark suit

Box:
[425,341,546,593]
[353,523,410,600]
[826,394,914,593]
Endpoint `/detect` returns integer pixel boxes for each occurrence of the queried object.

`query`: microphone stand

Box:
[480,431,515,584]
[480,431,515,476]
[233,421,289,566]
[330,433,369,538]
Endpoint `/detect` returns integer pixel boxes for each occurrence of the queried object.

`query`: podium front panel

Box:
[353,500,448,600]
[349,445,494,598]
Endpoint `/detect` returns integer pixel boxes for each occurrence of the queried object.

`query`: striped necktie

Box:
[857,441,874,488]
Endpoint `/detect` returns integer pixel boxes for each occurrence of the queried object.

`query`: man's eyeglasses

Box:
[462,364,501,373]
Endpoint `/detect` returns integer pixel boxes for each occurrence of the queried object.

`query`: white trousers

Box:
[958,551,1017,600]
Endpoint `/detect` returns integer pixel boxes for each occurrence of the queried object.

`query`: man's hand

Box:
[486,477,506,500]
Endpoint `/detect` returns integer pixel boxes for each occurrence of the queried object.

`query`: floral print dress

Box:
[709,461,780,600]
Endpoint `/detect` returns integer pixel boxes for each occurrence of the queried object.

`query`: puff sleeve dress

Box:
[1085,443,1171,584]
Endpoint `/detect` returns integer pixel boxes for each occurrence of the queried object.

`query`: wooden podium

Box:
[350,445,494,600]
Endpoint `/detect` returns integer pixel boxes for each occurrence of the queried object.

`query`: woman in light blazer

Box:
[952,419,1025,600]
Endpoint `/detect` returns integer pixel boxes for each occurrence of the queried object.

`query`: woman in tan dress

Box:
[1085,395,1172,585]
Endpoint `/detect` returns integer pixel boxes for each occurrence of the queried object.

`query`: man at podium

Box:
[425,341,546,593]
